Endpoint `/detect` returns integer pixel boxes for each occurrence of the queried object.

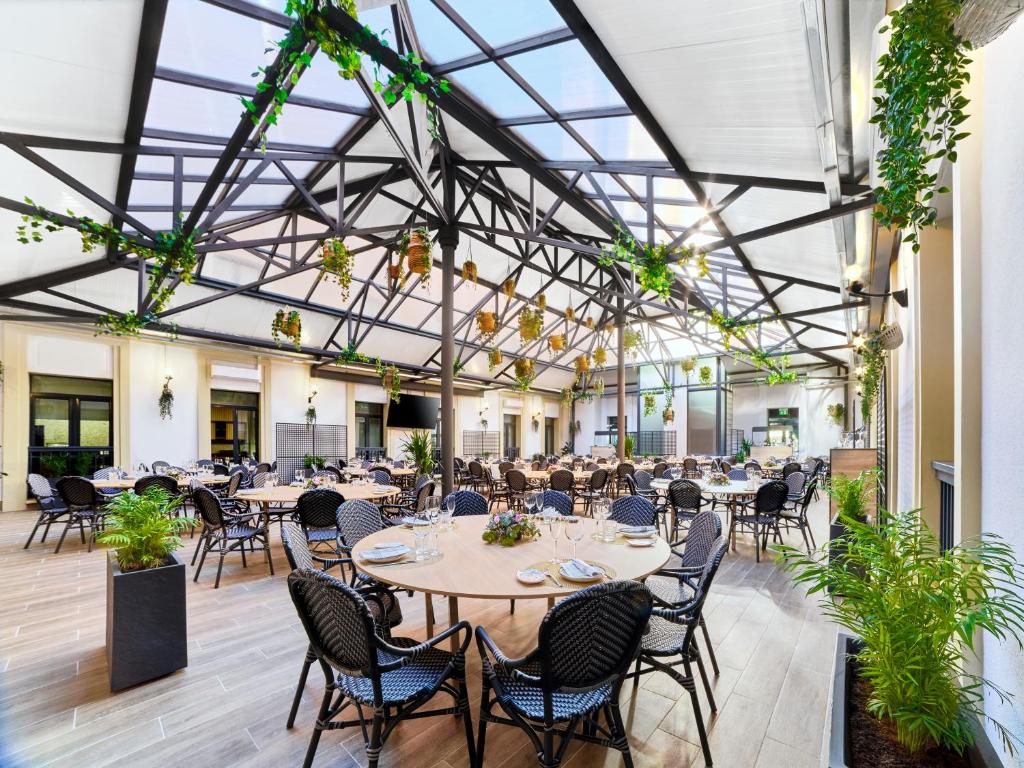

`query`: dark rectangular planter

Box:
[106,551,188,692]
[829,633,1000,768]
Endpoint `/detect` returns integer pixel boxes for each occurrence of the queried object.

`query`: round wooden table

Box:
[354,515,671,648]
[236,483,402,534]
[89,474,229,489]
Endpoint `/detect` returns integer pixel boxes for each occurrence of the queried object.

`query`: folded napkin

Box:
[561,559,605,579]
[618,525,657,534]
[360,544,410,561]
[235,488,260,495]
[401,516,430,526]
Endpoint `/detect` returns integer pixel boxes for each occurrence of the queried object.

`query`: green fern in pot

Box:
[401,429,435,476]
[97,488,194,571]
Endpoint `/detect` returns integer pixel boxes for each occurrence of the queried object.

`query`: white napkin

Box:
[360,545,410,561]
[561,559,605,579]
[401,517,430,526]
[618,525,657,534]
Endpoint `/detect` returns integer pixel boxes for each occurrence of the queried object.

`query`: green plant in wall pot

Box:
[97,488,194,571]
[858,328,887,422]
[158,375,174,420]
[400,429,434,477]
[871,0,972,253]
[774,505,1024,757]
[827,402,846,428]
[305,389,317,430]
[303,453,326,469]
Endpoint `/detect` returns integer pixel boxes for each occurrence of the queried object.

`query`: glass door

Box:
[544,417,556,455]
[211,390,259,462]
[502,413,520,460]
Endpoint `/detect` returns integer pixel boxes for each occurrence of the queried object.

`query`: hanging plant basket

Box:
[380,364,402,404]
[574,355,590,376]
[699,365,713,386]
[536,293,546,310]
[564,307,575,322]
[603,321,614,334]
[681,357,696,377]
[827,402,846,428]
[321,238,353,301]
[519,308,544,343]
[158,376,174,421]
[502,278,516,299]
[594,377,605,396]
[548,334,565,354]
[463,259,478,284]
[476,310,498,340]
[585,317,595,330]
[402,227,432,286]
[643,393,657,417]
[560,388,573,408]
[487,349,503,371]
[272,309,302,350]
[513,358,535,391]
[623,328,643,358]
[593,347,607,367]
[305,405,317,429]
[955,0,1024,47]
[662,406,674,423]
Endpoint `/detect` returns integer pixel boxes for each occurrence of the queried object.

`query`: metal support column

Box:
[616,295,626,461]
[438,225,458,495]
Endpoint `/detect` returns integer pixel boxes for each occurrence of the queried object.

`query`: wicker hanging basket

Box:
[663,407,675,423]
[477,310,497,337]
[594,377,605,396]
[564,307,575,322]
[585,317,595,330]
[955,0,1024,47]
[549,334,565,353]
[519,308,543,343]
[487,349,503,370]
[502,278,517,298]
[575,355,590,375]
[405,230,431,275]
[594,347,607,366]
[463,260,478,283]
[537,293,546,310]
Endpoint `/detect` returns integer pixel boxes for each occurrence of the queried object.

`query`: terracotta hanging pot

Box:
[549,334,565,353]
[663,407,675,423]
[502,278,517,299]
[477,310,497,336]
[594,347,607,366]
[575,355,590,375]
[286,313,301,339]
[388,263,401,280]
[487,349,503,370]
[406,230,431,275]
[537,293,546,310]
[565,307,575,322]
[585,317,595,330]
[463,260,477,283]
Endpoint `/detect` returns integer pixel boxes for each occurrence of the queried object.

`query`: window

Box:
[29,375,113,477]
[211,389,259,462]
[355,401,384,457]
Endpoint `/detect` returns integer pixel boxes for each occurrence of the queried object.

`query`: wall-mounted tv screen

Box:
[386,394,440,430]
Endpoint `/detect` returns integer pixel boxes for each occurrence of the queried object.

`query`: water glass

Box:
[414,529,430,561]
[547,514,563,563]
[425,496,441,556]
[564,521,584,561]
[444,494,456,527]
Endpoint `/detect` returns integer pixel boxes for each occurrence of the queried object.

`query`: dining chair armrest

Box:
[475,626,541,683]
[652,598,699,622]
[376,620,472,671]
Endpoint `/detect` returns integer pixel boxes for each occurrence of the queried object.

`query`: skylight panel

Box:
[504,40,624,114]
[568,116,666,161]
[441,0,565,48]
[447,62,539,118]
[406,0,481,62]
[510,123,591,161]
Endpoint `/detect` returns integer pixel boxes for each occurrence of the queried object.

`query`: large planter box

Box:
[829,633,1000,767]
[106,551,188,691]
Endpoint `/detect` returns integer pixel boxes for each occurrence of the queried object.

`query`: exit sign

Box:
[777,408,789,416]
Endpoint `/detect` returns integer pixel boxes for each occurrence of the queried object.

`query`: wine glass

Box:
[525,491,539,516]
[425,496,441,556]
[564,520,584,561]
[547,514,563,563]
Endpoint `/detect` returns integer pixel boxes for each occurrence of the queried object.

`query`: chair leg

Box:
[509,599,515,615]
[457,678,476,768]
[191,531,205,565]
[214,550,226,589]
[41,520,54,543]
[694,651,716,711]
[700,617,720,676]
[609,700,635,768]
[365,709,385,768]
[287,645,316,729]
[240,540,248,568]
[54,518,74,554]
[806,519,816,550]
[684,659,713,766]
[302,684,335,768]
[264,532,275,576]
[632,655,642,686]
[476,684,490,768]
[24,516,43,549]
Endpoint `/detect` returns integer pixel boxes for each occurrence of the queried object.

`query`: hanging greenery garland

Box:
[871,0,971,253]
[378,362,402,403]
[320,238,353,300]
[859,330,887,422]
[762,354,799,386]
[158,375,174,420]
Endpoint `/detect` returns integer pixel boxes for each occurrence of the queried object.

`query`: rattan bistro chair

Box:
[730,481,789,562]
[24,473,68,550]
[665,479,704,540]
[287,569,475,768]
[538,490,572,516]
[295,488,345,553]
[633,538,729,767]
[444,490,488,517]
[777,477,818,553]
[191,486,273,588]
[608,495,656,527]
[476,580,653,768]
[54,476,106,554]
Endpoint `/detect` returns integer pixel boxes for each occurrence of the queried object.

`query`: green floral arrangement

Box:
[303,453,326,469]
[599,226,696,300]
[321,238,353,300]
[482,510,540,547]
[707,473,730,487]
[870,0,971,253]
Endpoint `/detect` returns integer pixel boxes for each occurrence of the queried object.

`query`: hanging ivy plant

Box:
[502,278,517,299]
[623,328,643,358]
[158,375,174,420]
[594,377,605,396]
[320,238,353,300]
[377,361,402,403]
[574,354,590,380]
[703,309,752,351]
[16,199,196,336]
[388,249,406,291]
[513,358,535,391]
[518,307,544,343]
[271,309,303,350]
[560,387,574,408]
[699,365,713,386]
[564,306,575,322]
[642,392,657,417]
[599,226,693,301]
[487,349,503,372]
[870,0,971,253]
[462,259,477,284]
[453,357,465,376]
[827,402,846,428]
[859,329,888,422]
[593,346,607,366]
[548,334,565,355]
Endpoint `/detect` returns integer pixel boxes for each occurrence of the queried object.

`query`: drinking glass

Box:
[564,520,584,561]
[414,511,431,560]
[525,491,539,515]
[546,514,564,563]
[445,494,456,525]
[425,496,441,556]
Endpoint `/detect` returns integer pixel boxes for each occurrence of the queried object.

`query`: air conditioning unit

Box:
[210,363,261,382]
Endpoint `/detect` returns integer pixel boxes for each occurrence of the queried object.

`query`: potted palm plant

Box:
[776,504,1024,767]
[97,487,194,691]
[401,429,435,476]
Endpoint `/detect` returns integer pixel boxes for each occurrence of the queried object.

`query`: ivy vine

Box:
[859,330,887,422]
[871,0,971,252]
[599,226,707,301]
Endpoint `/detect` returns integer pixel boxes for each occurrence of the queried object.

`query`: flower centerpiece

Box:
[482,510,541,546]
[707,472,730,487]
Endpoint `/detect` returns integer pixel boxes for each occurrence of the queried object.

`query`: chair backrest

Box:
[505,469,528,493]
[287,569,379,680]
[538,580,653,695]
[633,470,653,491]
[720,460,733,474]
[497,461,514,476]
[682,457,698,472]
[614,462,635,480]
[413,481,436,513]
[781,462,802,479]
[296,489,344,529]
[281,521,317,571]
[392,460,406,469]
[197,459,214,467]
[27,473,53,501]
[797,478,818,514]
[539,490,572,516]
[584,461,599,472]
[623,475,639,496]
[192,486,227,529]
[368,466,391,479]
[609,495,655,526]
[56,476,96,508]
[674,538,729,650]
[548,468,575,492]
[468,460,484,479]
[226,471,243,497]
[756,481,790,514]
[250,471,269,488]
[453,456,465,470]
[212,464,229,476]
[666,479,702,512]
[784,471,806,496]
[151,460,170,473]
[93,467,121,481]
[678,510,723,570]
[589,467,609,491]
[336,499,383,549]
[254,462,272,474]
[369,470,391,486]
[443,489,487,516]
[134,474,178,497]
[726,469,748,481]
[652,462,668,479]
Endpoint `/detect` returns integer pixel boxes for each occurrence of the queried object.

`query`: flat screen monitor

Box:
[385,394,440,430]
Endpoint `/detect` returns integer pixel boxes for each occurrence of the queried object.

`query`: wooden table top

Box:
[353,515,671,601]
[235,483,401,503]
[90,475,229,489]
[652,478,758,496]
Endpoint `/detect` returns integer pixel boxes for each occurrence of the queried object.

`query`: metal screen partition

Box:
[462,430,500,457]
[633,431,677,457]
[726,429,745,456]
[275,423,348,483]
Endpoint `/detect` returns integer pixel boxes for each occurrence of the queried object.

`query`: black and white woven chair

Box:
[24,473,68,550]
[369,469,391,486]
[781,461,802,479]
[538,490,572,516]
[777,477,818,553]
[444,489,488,517]
[730,481,789,562]
[476,580,653,768]
[547,468,575,495]
[92,467,123,501]
[286,568,475,768]
[665,479,704,539]
[295,488,344,553]
[381,476,434,521]
[191,486,273,588]
[54,476,105,553]
[608,495,656,527]
[133,474,178,499]
[612,462,634,497]
[633,537,728,767]
[577,468,609,516]
[151,460,171,474]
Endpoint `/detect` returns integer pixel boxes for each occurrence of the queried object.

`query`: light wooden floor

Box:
[0,498,837,768]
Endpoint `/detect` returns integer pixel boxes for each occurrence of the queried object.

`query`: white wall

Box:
[732,381,845,459]
[978,23,1024,763]
[128,341,199,469]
